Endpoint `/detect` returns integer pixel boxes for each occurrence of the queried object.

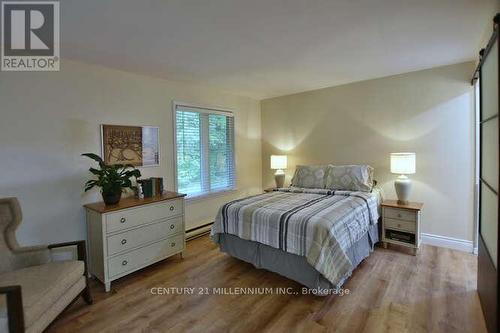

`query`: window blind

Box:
[175,104,235,197]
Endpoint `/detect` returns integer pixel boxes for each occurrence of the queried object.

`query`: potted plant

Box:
[82,153,141,205]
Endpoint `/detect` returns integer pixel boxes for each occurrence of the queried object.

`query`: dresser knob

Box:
[397,224,401,228]
[121,239,127,245]
[397,214,402,218]
[122,260,128,266]
[169,206,174,211]
[171,242,176,247]
[170,224,175,230]
[120,217,126,223]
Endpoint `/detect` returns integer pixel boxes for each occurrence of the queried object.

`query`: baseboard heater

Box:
[186,222,213,240]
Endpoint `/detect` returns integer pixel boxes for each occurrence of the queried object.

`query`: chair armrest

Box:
[48,240,88,276]
[0,286,24,333]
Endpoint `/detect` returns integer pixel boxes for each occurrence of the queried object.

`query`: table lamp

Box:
[270,155,287,188]
[390,152,416,205]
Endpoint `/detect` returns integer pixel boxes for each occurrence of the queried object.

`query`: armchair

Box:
[0,198,92,333]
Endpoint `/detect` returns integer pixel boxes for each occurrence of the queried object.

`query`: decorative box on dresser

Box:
[381,200,423,255]
[84,191,186,292]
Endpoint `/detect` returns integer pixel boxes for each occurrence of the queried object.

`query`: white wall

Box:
[0,58,478,246]
[0,60,262,246]
[261,62,475,242]
[476,1,500,57]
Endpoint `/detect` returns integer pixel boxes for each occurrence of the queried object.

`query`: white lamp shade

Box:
[270,155,287,169]
[390,153,416,174]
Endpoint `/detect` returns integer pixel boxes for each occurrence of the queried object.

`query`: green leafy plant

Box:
[82,153,141,196]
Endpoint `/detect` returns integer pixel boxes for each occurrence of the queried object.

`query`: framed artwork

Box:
[101,125,160,167]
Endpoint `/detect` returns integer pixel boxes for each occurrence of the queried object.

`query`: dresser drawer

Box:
[106,199,183,233]
[384,218,416,233]
[384,207,416,222]
[107,216,183,256]
[107,234,184,278]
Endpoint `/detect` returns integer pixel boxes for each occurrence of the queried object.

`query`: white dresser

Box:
[84,192,186,292]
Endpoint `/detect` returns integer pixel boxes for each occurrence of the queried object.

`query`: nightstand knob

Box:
[121,239,127,245]
[120,217,126,223]
[122,260,128,266]
[170,224,175,230]
[170,206,175,211]
[171,242,176,247]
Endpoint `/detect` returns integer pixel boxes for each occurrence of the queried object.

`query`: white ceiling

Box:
[62,0,497,99]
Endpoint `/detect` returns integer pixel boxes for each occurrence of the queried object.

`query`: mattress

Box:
[218,223,379,294]
[212,187,383,289]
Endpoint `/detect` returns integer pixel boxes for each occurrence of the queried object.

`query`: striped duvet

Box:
[211,187,380,287]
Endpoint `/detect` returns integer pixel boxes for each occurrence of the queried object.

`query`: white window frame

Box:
[172,101,237,201]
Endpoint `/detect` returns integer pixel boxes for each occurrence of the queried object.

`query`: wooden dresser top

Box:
[381,200,423,211]
[84,191,186,213]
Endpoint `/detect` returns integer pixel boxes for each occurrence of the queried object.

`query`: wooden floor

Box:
[48,236,486,333]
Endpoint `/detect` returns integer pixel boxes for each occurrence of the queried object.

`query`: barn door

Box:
[477,14,499,333]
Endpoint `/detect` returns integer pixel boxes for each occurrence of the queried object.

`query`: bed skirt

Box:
[217,223,379,294]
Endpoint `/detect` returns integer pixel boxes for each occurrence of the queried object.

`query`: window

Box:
[174,103,235,198]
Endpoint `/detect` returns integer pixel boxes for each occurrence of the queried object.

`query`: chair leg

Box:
[82,279,93,305]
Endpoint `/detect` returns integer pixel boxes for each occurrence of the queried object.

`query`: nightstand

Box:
[381,200,423,255]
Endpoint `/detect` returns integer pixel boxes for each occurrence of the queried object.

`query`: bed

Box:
[211,183,382,294]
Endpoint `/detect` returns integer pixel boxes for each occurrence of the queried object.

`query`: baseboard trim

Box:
[185,225,474,253]
[421,233,474,253]
[186,222,213,240]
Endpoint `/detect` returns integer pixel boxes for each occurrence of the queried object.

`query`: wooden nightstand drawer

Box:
[384,218,416,233]
[384,207,416,222]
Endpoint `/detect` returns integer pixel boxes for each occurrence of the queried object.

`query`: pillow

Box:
[290,165,328,189]
[325,165,374,192]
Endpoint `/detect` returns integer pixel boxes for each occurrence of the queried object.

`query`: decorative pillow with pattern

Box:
[325,165,374,192]
[290,165,328,189]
